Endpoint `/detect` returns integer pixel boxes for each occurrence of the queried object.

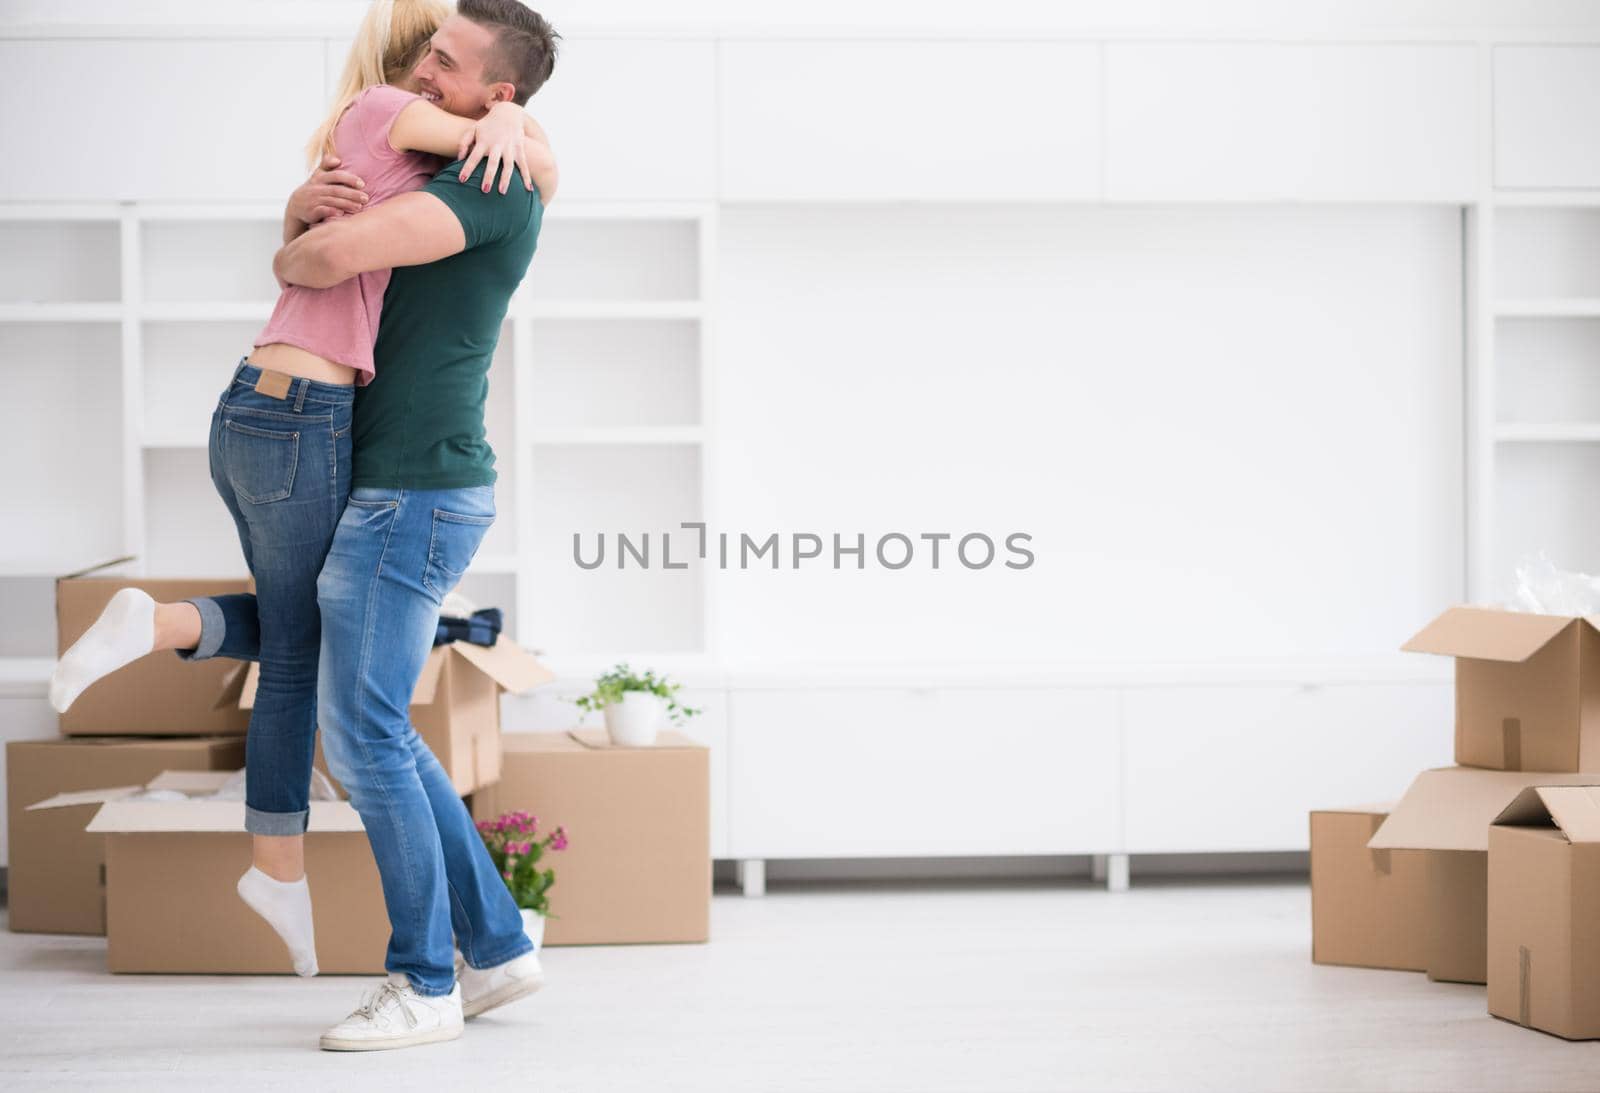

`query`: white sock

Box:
[49,587,157,713]
[237,867,319,977]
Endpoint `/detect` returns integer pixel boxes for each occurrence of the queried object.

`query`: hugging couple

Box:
[51,0,561,1053]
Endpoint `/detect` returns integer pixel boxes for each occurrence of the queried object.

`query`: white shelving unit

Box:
[1473,195,1600,597]
[0,200,718,681]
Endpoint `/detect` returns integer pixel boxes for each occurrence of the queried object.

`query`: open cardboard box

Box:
[218,637,554,797]
[57,562,252,737]
[471,729,711,946]
[30,770,388,974]
[1368,766,1600,984]
[1404,607,1600,771]
[8,736,246,935]
[1309,803,1427,972]
[1488,784,1600,1040]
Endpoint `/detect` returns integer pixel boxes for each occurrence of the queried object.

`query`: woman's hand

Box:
[290,154,369,224]
[457,101,539,195]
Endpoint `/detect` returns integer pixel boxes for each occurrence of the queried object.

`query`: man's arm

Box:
[273,191,465,290]
[281,155,369,244]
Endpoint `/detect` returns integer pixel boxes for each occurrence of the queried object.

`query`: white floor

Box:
[2,875,1598,1092]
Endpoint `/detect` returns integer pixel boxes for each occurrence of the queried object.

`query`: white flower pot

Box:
[520,908,545,953]
[604,691,666,746]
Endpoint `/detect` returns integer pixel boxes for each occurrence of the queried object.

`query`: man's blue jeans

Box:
[184,478,531,995]
[180,360,352,837]
[315,483,531,995]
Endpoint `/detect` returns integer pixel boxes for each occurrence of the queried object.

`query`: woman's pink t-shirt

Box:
[254,85,440,383]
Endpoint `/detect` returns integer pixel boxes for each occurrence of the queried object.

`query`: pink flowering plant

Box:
[475,809,569,916]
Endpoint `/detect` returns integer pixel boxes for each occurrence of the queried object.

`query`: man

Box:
[272,0,559,1052]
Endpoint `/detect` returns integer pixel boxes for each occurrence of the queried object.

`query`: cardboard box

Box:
[1309,804,1427,971]
[1403,606,1600,771]
[221,638,553,797]
[7,736,245,934]
[472,730,710,945]
[1425,850,1489,985]
[58,574,252,736]
[1488,784,1600,1039]
[1368,766,1600,983]
[39,770,388,974]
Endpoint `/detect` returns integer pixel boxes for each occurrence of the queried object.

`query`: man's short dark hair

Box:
[459,0,559,106]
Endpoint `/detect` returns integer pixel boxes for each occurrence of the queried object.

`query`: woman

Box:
[49,0,557,976]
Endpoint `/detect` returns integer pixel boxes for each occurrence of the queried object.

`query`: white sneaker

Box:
[319,975,464,1052]
[456,950,545,1019]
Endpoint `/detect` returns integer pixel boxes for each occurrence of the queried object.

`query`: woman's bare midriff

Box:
[248,343,358,386]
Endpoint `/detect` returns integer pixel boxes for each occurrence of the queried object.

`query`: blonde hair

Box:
[306,0,453,167]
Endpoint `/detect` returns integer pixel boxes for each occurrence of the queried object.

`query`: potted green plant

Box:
[573,663,701,746]
[476,810,567,950]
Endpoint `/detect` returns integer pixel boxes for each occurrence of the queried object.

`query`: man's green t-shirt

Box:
[352,159,543,489]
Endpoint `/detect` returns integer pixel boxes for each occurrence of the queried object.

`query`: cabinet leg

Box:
[1090,854,1108,883]
[1107,853,1130,892]
[739,858,766,898]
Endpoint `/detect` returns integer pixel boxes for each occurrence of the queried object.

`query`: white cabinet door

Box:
[1105,44,1479,202]
[1495,47,1600,189]
[525,38,716,201]
[671,687,730,860]
[719,41,1102,201]
[0,40,324,202]
[727,687,1119,858]
[1122,682,1453,854]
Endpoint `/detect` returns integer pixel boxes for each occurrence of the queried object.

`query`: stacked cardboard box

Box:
[7,736,246,935]
[9,564,582,974]
[1311,606,1600,1040]
[471,730,712,945]
[7,568,255,939]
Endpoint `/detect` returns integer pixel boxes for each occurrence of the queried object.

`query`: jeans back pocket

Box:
[223,419,300,505]
[423,508,495,599]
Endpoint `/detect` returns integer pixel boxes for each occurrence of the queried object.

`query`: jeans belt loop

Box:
[294,378,309,413]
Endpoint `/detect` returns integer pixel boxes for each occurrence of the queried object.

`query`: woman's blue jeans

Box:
[180,360,352,837]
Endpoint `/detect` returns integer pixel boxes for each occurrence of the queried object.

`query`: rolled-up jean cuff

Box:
[246,805,309,836]
[174,597,225,662]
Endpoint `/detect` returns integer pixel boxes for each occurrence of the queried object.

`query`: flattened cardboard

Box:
[86,769,386,974]
[1402,607,1600,771]
[472,730,710,946]
[27,785,144,811]
[1368,767,1600,852]
[1488,783,1600,1038]
[84,769,363,832]
[227,638,552,796]
[568,727,703,752]
[58,576,252,736]
[6,737,245,935]
[1309,806,1427,972]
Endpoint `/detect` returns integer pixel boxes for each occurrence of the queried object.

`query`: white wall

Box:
[6,0,1600,36]
[714,204,1463,666]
